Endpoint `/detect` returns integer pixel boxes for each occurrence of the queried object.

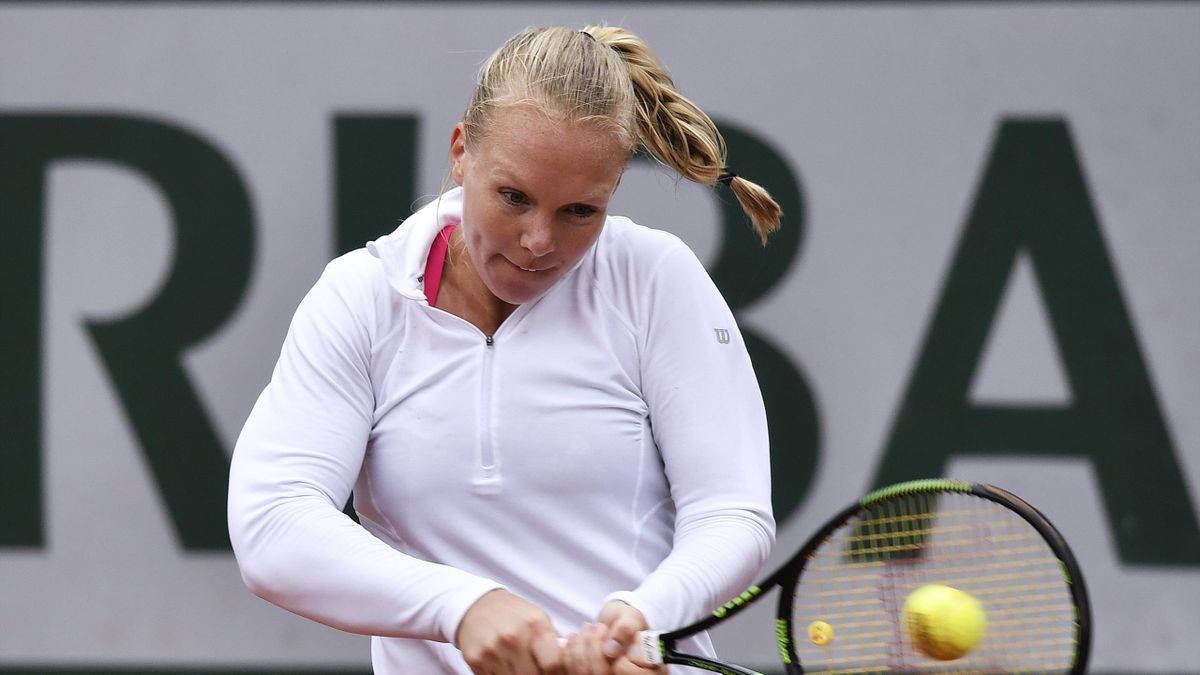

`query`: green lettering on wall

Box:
[0,114,254,551]
[873,119,1199,565]
[0,118,47,547]
[335,115,420,255]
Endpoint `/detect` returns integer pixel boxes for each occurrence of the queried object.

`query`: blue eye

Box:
[500,190,526,206]
[569,204,598,219]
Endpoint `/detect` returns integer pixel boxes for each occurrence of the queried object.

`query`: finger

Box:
[507,645,538,675]
[465,645,498,675]
[531,628,565,675]
[622,632,658,668]
[604,622,642,660]
[601,628,621,660]
[612,656,665,675]
[492,652,515,675]
[601,614,643,659]
[585,624,615,675]
[515,616,556,675]
[586,623,612,673]
[564,630,590,674]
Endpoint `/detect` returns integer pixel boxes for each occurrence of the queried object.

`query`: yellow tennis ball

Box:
[807,620,833,645]
[903,583,987,660]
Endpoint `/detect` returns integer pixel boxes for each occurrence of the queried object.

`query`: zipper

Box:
[472,333,502,494]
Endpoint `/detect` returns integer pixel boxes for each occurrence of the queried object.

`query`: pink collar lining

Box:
[423,224,457,307]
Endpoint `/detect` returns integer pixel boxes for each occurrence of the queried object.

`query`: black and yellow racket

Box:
[627,479,1090,674]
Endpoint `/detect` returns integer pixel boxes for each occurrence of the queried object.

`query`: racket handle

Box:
[626,630,665,666]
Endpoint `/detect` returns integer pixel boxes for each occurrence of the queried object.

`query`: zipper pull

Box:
[485,335,494,347]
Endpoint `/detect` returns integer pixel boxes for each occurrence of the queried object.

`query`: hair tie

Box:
[717,170,737,186]
[578,30,596,42]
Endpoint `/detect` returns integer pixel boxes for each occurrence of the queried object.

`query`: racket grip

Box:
[626,630,665,666]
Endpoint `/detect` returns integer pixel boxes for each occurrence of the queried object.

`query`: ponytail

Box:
[584,26,782,244]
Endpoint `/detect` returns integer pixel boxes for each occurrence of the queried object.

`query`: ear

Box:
[449,123,468,186]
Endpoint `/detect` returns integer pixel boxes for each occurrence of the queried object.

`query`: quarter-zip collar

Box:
[366,186,596,323]
[366,188,465,303]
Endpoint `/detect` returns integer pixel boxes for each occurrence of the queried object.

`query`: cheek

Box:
[563,223,605,256]
[461,213,517,277]
[464,204,511,253]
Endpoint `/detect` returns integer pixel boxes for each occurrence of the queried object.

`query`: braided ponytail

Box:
[583,26,782,244]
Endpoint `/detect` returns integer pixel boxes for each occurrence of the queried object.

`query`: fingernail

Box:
[603,638,621,658]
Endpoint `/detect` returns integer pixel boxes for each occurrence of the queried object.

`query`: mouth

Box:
[508,258,554,273]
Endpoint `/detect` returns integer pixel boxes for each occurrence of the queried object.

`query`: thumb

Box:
[603,627,636,658]
[602,617,643,659]
[613,656,667,675]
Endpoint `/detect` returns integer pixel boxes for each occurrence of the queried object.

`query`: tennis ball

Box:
[903,583,987,660]
[807,620,833,646]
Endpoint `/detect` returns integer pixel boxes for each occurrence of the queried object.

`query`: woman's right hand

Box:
[456,589,565,674]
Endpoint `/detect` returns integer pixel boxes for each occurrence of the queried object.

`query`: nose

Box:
[519,214,555,257]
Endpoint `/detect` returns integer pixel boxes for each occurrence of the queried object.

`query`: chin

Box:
[491,283,546,306]
[485,261,559,305]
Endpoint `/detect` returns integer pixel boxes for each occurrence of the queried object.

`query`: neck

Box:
[438,229,516,335]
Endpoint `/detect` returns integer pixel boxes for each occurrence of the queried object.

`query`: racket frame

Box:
[645,479,1092,675]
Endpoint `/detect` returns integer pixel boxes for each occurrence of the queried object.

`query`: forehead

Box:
[471,104,630,196]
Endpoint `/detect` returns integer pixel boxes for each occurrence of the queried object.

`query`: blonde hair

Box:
[462,26,782,244]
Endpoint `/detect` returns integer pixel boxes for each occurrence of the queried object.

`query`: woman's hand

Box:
[595,600,647,663]
[594,600,667,675]
[456,589,564,674]
[562,622,614,674]
[562,621,666,675]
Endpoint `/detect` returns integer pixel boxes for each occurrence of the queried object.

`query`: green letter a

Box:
[873,119,1199,565]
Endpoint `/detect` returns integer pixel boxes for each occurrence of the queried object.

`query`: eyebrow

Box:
[490,169,612,206]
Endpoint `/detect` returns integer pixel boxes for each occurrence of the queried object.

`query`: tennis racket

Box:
[626,478,1090,674]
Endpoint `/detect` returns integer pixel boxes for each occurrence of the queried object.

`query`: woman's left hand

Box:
[562,620,666,675]
[595,600,667,675]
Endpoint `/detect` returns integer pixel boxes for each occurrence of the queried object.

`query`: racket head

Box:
[778,479,1090,674]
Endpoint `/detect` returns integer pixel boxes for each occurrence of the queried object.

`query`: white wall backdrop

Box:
[1,3,1197,673]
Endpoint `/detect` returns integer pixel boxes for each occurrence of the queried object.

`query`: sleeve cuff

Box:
[601,590,662,631]
[443,579,508,646]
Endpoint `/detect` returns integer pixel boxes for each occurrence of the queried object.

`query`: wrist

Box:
[451,584,508,647]
[601,590,651,626]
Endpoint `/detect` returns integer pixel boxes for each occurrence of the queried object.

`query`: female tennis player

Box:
[228,25,780,674]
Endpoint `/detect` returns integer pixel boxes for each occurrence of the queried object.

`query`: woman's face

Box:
[450,104,628,306]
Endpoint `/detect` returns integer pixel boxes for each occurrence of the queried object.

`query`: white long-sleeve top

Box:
[228,187,775,673]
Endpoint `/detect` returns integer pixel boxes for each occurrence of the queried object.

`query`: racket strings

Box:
[791,492,1079,673]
